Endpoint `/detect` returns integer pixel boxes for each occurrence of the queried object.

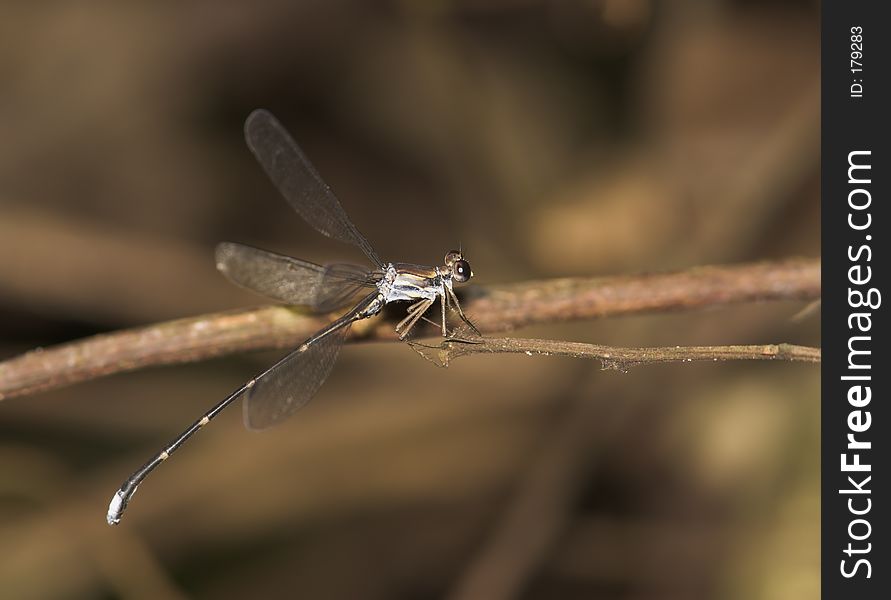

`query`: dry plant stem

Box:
[418,337,820,369]
[0,258,819,400]
[466,258,819,331]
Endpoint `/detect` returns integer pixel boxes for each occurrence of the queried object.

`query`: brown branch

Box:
[464,257,819,332]
[409,336,821,370]
[0,258,819,400]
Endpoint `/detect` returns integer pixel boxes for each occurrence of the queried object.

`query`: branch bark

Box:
[0,258,819,400]
[409,336,820,370]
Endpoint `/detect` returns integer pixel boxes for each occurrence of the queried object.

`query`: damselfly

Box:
[107,109,477,525]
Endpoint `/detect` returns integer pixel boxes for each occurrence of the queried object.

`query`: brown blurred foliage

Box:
[1,1,819,599]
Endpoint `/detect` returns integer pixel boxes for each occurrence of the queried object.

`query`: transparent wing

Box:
[216,242,375,311]
[244,109,384,268]
[244,317,353,430]
[315,263,382,312]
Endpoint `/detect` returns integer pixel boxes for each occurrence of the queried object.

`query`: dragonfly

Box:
[107,109,478,525]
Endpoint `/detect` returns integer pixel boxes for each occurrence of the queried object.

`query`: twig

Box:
[409,336,820,370]
[0,258,819,400]
[464,257,819,331]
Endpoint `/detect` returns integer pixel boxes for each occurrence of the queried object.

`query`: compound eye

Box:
[453,259,472,283]
[444,250,462,266]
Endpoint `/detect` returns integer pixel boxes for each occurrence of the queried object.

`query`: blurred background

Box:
[1,1,819,599]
